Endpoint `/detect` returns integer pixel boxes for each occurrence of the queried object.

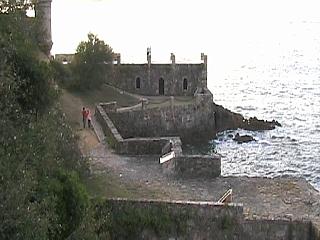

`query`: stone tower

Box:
[35,0,53,56]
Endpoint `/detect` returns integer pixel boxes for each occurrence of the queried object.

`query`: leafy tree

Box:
[71,33,113,90]
[0,2,91,239]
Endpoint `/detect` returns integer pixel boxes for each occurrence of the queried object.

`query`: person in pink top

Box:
[86,108,92,129]
[82,107,88,128]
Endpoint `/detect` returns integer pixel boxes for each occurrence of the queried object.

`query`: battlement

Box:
[107,51,208,96]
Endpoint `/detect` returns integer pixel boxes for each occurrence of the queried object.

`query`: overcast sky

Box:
[51,0,320,66]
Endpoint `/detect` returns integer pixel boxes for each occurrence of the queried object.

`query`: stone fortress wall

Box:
[98,198,319,240]
[107,63,204,96]
[107,51,208,96]
[95,101,221,179]
[106,95,215,142]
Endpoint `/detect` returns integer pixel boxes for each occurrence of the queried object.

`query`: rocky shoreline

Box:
[213,103,281,132]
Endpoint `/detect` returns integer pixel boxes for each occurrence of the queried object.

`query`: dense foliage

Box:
[0,3,90,239]
[70,33,113,90]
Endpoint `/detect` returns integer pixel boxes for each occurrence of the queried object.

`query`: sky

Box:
[51,0,320,70]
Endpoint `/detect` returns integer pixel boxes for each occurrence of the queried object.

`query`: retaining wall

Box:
[95,103,221,178]
[107,98,215,142]
[94,198,318,240]
[162,154,221,178]
[95,104,183,155]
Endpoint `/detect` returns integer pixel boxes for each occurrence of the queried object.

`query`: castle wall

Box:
[95,103,221,178]
[108,63,204,96]
[95,198,317,240]
[95,104,182,155]
[107,99,216,142]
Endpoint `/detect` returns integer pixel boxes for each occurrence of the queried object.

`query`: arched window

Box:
[183,78,188,90]
[136,77,141,89]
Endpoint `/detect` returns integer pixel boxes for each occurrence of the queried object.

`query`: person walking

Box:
[87,108,92,129]
[82,107,88,128]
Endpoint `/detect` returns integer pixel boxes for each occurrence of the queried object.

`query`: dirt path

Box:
[59,89,99,155]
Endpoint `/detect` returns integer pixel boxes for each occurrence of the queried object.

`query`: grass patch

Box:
[71,84,139,109]
[84,171,164,199]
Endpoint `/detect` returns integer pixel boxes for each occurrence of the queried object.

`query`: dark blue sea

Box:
[208,21,320,190]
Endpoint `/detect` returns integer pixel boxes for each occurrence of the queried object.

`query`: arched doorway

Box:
[159,77,164,95]
[136,77,141,89]
[183,78,188,90]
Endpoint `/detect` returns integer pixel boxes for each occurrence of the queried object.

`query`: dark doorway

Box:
[159,77,164,95]
[183,78,188,90]
[136,77,141,89]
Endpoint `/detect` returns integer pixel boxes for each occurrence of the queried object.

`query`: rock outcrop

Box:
[233,133,255,144]
[213,103,281,133]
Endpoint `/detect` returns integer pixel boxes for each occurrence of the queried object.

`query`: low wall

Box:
[95,105,123,149]
[162,154,221,178]
[96,198,244,240]
[242,219,312,240]
[96,103,222,179]
[311,223,320,239]
[94,198,318,240]
[95,104,183,155]
[107,99,216,142]
[118,137,172,155]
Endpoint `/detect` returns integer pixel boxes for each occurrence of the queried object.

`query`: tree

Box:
[0,3,90,239]
[71,33,113,90]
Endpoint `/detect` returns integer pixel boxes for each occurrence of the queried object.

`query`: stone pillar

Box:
[200,53,208,88]
[36,0,53,56]
[170,53,176,94]
[170,53,176,66]
[147,47,151,87]
[147,47,151,67]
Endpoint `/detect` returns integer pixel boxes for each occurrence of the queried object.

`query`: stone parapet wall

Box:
[162,154,221,178]
[95,104,183,155]
[311,223,320,239]
[95,105,123,149]
[107,100,216,142]
[95,198,318,239]
[242,219,314,240]
[96,102,221,178]
[118,137,174,155]
[100,198,244,239]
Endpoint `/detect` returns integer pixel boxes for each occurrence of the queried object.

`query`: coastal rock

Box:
[233,133,255,144]
[242,117,281,131]
[213,103,281,133]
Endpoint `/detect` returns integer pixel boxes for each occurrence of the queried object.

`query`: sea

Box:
[206,21,320,190]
